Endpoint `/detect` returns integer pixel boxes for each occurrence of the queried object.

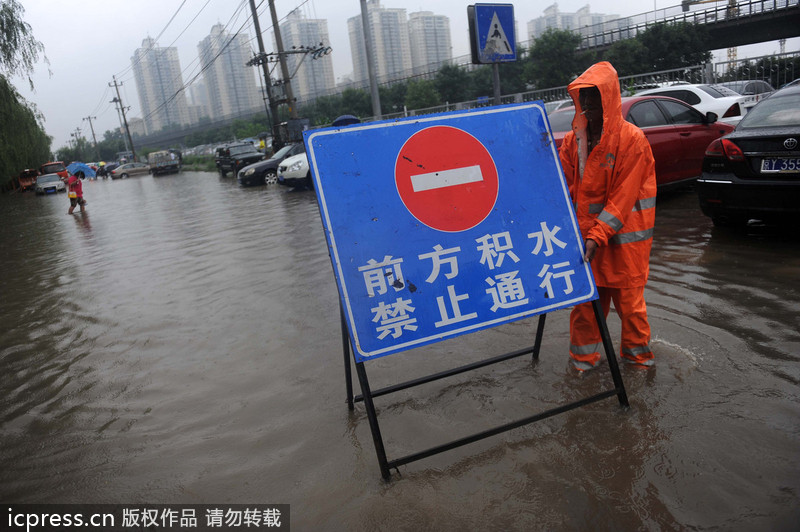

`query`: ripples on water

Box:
[1,176,798,529]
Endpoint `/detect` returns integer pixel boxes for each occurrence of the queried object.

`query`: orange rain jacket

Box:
[559,62,657,288]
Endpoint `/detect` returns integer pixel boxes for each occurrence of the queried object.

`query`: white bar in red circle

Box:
[410,165,483,192]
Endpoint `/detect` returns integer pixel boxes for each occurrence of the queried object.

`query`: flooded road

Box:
[1,173,798,530]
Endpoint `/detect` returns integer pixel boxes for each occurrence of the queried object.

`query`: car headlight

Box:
[289,161,304,172]
[244,168,255,176]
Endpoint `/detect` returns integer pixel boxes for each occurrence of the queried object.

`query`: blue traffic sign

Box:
[472,3,516,63]
[306,103,595,362]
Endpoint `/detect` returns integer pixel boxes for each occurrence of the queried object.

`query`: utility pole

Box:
[83,115,100,160]
[268,0,298,119]
[109,76,137,161]
[360,0,382,119]
[248,0,281,149]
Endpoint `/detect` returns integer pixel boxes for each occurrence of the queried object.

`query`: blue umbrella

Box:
[332,115,360,127]
[66,162,96,178]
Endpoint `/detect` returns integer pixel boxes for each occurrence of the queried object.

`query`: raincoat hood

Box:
[567,61,624,136]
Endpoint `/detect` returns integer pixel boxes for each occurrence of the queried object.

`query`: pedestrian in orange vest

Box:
[558,61,657,371]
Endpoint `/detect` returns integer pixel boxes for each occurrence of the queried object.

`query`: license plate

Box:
[761,158,800,173]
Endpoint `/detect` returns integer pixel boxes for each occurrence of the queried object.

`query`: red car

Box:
[39,161,69,180]
[547,95,735,187]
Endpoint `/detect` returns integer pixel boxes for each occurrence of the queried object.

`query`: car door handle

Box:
[679,132,691,137]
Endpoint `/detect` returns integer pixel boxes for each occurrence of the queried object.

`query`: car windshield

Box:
[230,145,258,155]
[547,110,574,132]
[37,175,60,183]
[720,81,746,93]
[737,91,800,128]
[41,163,65,173]
[272,145,294,159]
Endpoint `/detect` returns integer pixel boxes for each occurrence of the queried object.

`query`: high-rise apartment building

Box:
[347,0,412,84]
[278,10,336,103]
[408,11,452,75]
[131,38,191,135]
[528,3,619,41]
[198,24,262,121]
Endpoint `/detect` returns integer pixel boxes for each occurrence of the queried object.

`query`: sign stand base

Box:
[341,299,629,480]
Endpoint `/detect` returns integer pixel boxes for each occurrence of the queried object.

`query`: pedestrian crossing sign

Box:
[468,3,516,64]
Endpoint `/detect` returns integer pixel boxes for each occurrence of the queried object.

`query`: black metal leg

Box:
[341,305,354,410]
[354,361,392,480]
[532,314,547,361]
[591,298,629,407]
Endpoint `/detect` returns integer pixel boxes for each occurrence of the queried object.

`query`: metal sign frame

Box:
[308,105,629,480]
[339,300,628,480]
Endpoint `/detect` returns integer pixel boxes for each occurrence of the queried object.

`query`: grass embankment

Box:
[181,155,216,172]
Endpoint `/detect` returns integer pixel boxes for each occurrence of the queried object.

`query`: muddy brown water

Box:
[1,173,798,530]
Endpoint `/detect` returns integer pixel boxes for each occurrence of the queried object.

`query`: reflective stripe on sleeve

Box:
[598,209,623,232]
[633,196,656,212]
[610,228,654,245]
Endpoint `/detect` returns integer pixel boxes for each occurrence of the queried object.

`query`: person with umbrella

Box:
[67,171,87,215]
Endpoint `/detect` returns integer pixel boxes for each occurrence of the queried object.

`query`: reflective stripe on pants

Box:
[569,285,653,365]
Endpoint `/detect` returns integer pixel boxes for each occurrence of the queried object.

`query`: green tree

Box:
[605,39,649,77]
[405,79,441,110]
[0,0,48,89]
[435,64,473,103]
[524,29,589,89]
[635,22,711,71]
[380,82,407,115]
[0,0,51,190]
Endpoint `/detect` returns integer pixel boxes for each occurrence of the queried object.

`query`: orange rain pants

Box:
[569,285,653,366]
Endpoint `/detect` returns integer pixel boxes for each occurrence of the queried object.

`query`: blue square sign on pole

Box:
[470,3,516,63]
[306,103,596,362]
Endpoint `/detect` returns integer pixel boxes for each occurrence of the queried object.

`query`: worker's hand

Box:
[584,239,598,263]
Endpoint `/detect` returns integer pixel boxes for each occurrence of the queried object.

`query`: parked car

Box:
[217,142,264,177]
[696,83,800,227]
[237,142,305,187]
[547,95,735,187]
[719,80,775,109]
[277,152,311,189]
[634,84,747,124]
[39,161,68,180]
[110,162,150,179]
[544,98,573,114]
[18,168,39,191]
[35,173,66,195]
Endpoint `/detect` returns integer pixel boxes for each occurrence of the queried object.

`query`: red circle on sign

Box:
[395,126,499,232]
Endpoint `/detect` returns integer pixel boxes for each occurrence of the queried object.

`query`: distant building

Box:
[131,38,192,135]
[527,3,619,41]
[347,0,413,84]
[408,11,452,75]
[278,10,336,103]
[198,24,262,121]
[125,117,146,138]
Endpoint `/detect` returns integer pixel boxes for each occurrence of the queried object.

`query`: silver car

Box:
[35,173,66,195]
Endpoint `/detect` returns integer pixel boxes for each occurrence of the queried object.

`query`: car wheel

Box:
[219,168,227,177]
[120,173,128,178]
[264,170,278,185]
[304,173,314,190]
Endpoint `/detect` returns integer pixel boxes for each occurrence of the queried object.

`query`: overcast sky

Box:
[13,0,797,151]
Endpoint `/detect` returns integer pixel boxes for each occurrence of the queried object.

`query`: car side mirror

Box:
[704,111,718,124]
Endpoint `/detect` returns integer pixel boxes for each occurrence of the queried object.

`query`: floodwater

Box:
[1,172,798,531]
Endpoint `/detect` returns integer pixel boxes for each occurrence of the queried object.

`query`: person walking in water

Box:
[558,61,657,371]
[67,171,87,215]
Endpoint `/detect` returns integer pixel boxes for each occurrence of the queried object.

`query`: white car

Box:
[277,152,312,189]
[634,84,748,124]
[35,173,66,195]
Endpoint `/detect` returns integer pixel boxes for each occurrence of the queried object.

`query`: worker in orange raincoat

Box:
[558,62,657,371]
